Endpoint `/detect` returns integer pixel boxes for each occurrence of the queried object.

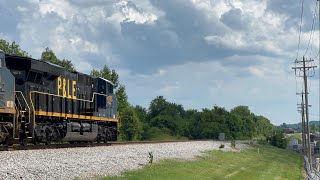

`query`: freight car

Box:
[0,52,118,146]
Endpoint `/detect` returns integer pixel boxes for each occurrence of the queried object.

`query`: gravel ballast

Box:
[0,141,247,180]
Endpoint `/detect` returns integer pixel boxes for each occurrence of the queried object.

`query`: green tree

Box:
[147,96,187,136]
[148,96,168,119]
[116,85,129,114]
[0,39,30,57]
[119,107,143,141]
[267,130,288,149]
[41,47,75,72]
[230,105,251,117]
[255,115,274,137]
[226,113,243,139]
[230,105,256,139]
[133,105,149,140]
[310,124,317,133]
[134,105,147,122]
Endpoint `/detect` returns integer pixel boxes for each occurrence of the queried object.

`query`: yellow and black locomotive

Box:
[0,52,118,146]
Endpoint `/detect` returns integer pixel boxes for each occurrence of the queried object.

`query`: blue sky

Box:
[0,0,319,125]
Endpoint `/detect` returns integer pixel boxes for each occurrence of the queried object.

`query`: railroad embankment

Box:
[104,144,302,180]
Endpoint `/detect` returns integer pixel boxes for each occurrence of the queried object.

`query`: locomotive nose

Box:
[0,53,15,110]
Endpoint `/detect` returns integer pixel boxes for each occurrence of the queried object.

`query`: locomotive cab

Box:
[0,52,16,145]
[95,77,117,119]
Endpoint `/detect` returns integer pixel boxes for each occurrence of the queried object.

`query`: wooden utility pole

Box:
[297,91,306,156]
[293,56,317,170]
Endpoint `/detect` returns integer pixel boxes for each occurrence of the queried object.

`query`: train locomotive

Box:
[0,52,118,146]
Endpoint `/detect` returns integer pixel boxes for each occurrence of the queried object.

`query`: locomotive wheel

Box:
[45,138,51,145]
[4,137,13,147]
[20,138,28,146]
[96,137,103,143]
[33,138,40,145]
[45,135,52,145]
[45,129,52,145]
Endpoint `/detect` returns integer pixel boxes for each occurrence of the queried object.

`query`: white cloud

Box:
[121,54,300,124]
[69,36,99,53]
[115,1,157,24]
[38,0,75,19]
[1,0,319,125]
[249,67,265,77]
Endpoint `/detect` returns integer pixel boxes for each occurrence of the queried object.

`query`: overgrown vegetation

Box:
[104,145,303,180]
[0,39,30,57]
[41,47,76,72]
[135,97,275,141]
[0,39,276,142]
[266,130,289,149]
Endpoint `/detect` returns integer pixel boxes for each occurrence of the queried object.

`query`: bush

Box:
[219,144,225,149]
[257,138,268,145]
[266,131,288,149]
[119,107,143,141]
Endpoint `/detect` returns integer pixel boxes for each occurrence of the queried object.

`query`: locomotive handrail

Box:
[15,93,23,111]
[29,91,117,121]
[15,91,31,125]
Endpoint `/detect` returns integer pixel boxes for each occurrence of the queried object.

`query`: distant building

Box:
[310,134,320,142]
[284,128,295,134]
[287,139,303,153]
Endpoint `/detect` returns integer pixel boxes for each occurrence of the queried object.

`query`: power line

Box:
[304,1,318,57]
[295,0,306,110]
[296,0,305,60]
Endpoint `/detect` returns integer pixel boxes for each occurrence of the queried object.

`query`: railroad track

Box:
[0,140,208,151]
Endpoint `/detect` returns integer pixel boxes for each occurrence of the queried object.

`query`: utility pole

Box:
[293,56,317,170]
[317,0,320,158]
[297,91,307,156]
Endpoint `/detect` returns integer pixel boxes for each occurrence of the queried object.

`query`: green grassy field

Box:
[103,145,303,180]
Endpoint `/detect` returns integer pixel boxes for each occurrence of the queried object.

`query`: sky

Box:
[0,0,319,125]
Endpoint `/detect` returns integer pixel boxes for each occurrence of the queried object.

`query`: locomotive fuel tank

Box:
[71,122,81,132]
[81,123,91,132]
[62,122,98,142]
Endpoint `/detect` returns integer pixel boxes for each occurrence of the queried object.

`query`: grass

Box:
[286,133,302,144]
[103,145,303,180]
[288,133,302,141]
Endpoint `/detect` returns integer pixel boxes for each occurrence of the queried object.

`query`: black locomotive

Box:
[0,52,118,146]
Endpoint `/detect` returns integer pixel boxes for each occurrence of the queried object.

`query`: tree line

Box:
[129,97,275,141]
[0,39,276,141]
